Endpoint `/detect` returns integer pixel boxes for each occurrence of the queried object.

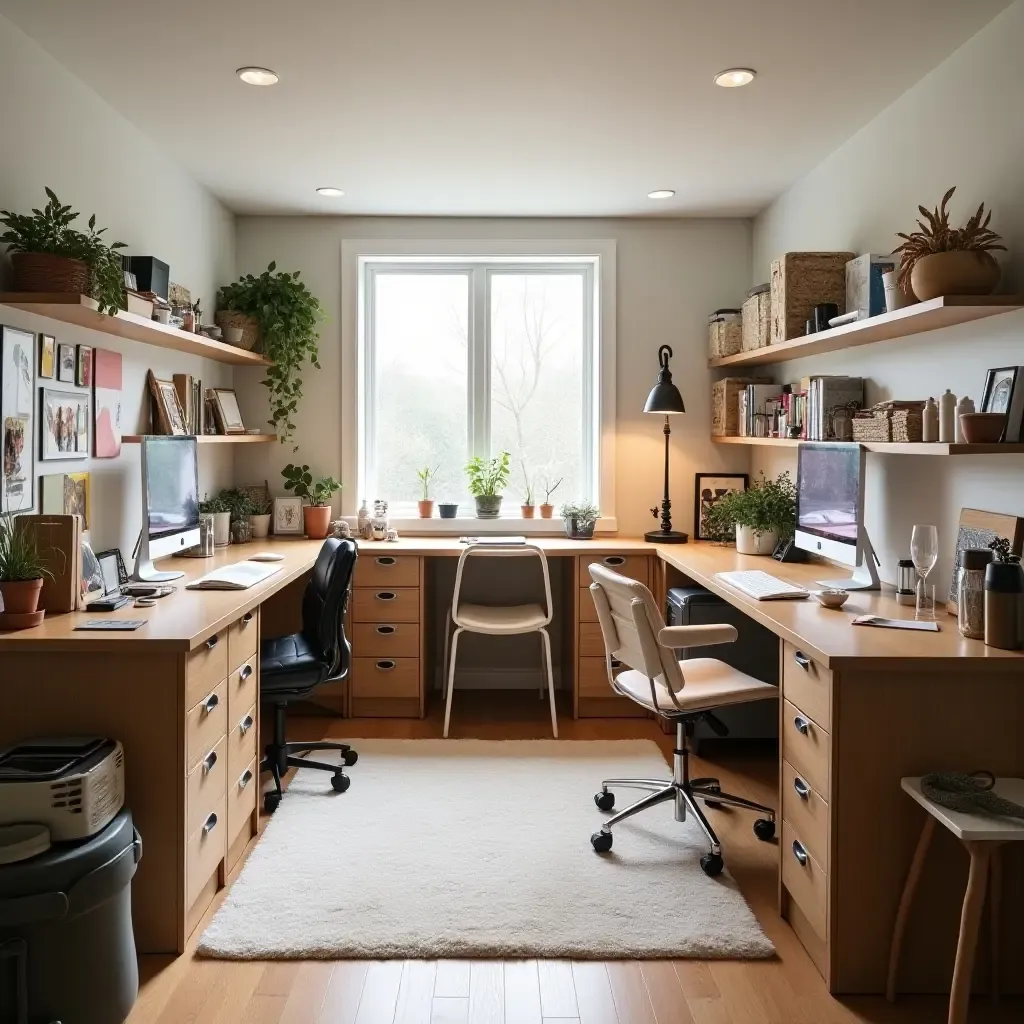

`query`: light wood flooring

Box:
[129,693,1022,1024]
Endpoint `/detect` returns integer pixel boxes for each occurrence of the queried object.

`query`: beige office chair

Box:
[442,543,557,739]
[587,563,777,876]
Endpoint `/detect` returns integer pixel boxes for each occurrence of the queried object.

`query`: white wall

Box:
[0,13,236,558]
[233,217,752,537]
[751,0,1024,594]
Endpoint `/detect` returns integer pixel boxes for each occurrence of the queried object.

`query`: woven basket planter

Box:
[214,310,261,351]
[11,252,90,295]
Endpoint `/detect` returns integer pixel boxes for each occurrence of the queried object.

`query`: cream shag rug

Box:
[198,740,774,960]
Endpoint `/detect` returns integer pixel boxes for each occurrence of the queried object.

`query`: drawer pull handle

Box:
[793,650,811,670]
[793,776,810,799]
[239,714,255,735]
[239,664,253,682]
[202,812,218,836]
[238,768,253,790]
[206,634,219,651]
[376,625,396,635]
[241,612,254,624]
[603,556,625,566]
[202,692,219,714]
[376,660,396,671]
[792,840,808,866]
[375,592,397,601]
[375,556,397,566]
[202,750,218,773]
[793,715,810,735]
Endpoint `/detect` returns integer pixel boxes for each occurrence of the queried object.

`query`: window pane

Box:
[489,273,585,509]
[373,274,468,504]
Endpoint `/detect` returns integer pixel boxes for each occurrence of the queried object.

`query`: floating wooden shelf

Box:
[708,295,1024,368]
[0,293,271,367]
[713,436,1024,455]
[121,434,277,444]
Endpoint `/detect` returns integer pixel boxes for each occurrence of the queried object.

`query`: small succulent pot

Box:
[539,503,555,520]
[474,495,502,520]
[564,518,596,540]
[0,577,44,615]
[438,503,460,519]
[417,499,435,519]
[521,504,536,519]
[249,513,271,539]
[303,505,332,540]
[212,511,232,547]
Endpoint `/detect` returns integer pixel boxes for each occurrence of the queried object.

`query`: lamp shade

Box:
[644,344,685,414]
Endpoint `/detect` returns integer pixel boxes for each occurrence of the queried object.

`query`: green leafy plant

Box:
[542,477,563,505]
[465,452,511,497]
[702,471,796,541]
[559,501,600,528]
[250,493,274,517]
[0,514,53,582]
[0,188,127,315]
[219,488,257,523]
[416,465,438,501]
[198,493,230,515]
[217,262,325,448]
[989,537,1021,564]
[282,464,342,507]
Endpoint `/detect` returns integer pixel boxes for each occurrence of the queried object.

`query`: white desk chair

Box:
[587,563,777,875]
[442,543,557,739]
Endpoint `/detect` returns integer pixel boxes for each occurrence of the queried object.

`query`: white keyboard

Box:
[716,570,809,601]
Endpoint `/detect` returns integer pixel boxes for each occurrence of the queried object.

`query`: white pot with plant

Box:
[0,513,53,630]
[416,465,437,518]
[539,477,562,519]
[701,471,796,556]
[561,501,599,540]
[199,494,232,547]
[248,495,273,539]
[282,464,342,540]
[465,451,510,519]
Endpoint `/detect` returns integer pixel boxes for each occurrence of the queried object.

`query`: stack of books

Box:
[800,375,865,440]
[172,374,205,434]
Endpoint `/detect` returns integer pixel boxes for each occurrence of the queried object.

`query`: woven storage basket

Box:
[741,286,771,351]
[11,253,90,295]
[851,411,891,443]
[712,377,771,436]
[891,408,924,443]
[851,404,925,444]
[770,251,854,346]
[215,310,260,351]
[708,310,742,360]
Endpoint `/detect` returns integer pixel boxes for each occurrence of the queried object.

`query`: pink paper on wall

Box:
[93,348,122,458]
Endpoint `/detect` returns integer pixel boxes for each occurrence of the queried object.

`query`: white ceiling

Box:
[0,0,1011,217]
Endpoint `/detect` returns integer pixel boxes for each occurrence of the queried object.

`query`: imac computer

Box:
[795,443,880,591]
[132,436,200,582]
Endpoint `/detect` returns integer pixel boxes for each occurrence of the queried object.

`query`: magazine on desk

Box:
[185,561,283,591]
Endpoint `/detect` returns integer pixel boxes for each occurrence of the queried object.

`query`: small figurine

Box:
[331,519,352,539]
[386,527,399,542]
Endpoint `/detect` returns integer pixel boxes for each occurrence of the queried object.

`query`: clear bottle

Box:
[957,547,991,639]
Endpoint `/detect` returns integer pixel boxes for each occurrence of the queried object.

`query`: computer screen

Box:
[796,444,861,547]
[144,436,199,539]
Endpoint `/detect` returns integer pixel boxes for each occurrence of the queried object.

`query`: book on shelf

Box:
[172,374,206,434]
[802,375,864,440]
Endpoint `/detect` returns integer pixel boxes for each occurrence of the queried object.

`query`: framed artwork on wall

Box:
[39,334,55,380]
[41,471,91,529]
[93,349,122,458]
[76,345,93,387]
[210,388,245,434]
[1,325,36,512]
[40,387,90,460]
[57,343,76,384]
[146,370,187,435]
[980,365,1024,442]
[694,472,748,541]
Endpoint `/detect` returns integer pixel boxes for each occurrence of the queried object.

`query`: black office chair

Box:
[259,537,359,813]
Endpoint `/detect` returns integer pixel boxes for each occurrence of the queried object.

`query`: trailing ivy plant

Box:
[217,262,324,448]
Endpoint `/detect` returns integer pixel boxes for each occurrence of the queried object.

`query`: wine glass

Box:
[910,524,939,620]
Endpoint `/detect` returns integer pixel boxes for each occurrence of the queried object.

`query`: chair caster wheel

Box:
[700,853,724,877]
[331,773,351,793]
[591,830,613,853]
[343,750,358,767]
[264,792,282,814]
[753,818,776,841]
[594,791,615,811]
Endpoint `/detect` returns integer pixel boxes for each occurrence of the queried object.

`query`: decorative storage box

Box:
[846,253,899,322]
[712,376,771,436]
[708,309,742,360]
[851,402,925,444]
[770,251,855,346]
[741,284,771,352]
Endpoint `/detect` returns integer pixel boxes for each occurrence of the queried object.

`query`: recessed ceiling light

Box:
[647,190,675,200]
[714,68,756,88]
[237,67,279,86]
[316,187,345,197]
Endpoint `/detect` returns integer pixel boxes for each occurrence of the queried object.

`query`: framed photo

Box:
[57,343,76,384]
[41,471,91,529]
[694,473,748,541]
[273,496,304,535]
[39,334,55,379]
[2,325,36,512]
[93,349,122,458]
[76,345,93,387]
[210,388,245,434]
[147,370,188,435]
[946,507,1024,613]
[40,387,90,460]
[981,365,1024,442]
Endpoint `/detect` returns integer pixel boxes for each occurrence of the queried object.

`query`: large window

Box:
[355,253,607,518]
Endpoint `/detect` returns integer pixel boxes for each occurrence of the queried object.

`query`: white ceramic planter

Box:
[212,511,232,547]
[249,513,271,539]
[735,525,778,556]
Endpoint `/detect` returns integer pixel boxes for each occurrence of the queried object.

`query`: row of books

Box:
[736,376,864,441]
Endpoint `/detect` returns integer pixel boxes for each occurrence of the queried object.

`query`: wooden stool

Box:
[887,776,1024,1024]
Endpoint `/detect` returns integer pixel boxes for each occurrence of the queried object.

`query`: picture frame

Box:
[273,496,304,535]
[147,369,188,436]
[694,473,748,541]
[41,471,91,529]
[210,387,245,434]
[39,334,55,380]
[980,365,1024,442]
[93,348,122,458]
[946,507,1024,614]
[76,345,93,387]
[40,387,90,460]
[1,325,36,512]
[57,343,76,384]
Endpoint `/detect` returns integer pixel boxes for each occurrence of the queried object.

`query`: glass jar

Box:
[957,547,992,639]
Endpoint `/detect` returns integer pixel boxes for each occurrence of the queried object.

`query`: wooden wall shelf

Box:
[713,436,1024,456]
[122,434,277,444]
[0,293,271,368]
[708,295,1024,368]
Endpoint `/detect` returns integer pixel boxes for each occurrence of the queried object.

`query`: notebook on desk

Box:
[185,561,283,591]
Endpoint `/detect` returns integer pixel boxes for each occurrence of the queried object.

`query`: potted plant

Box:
[199,494,233,547]
[248,494,274,539]
[894,187,1006,301]
[539,477,562,519]
[438,502,460,519]
[416,465,438,518]
[0,513,53,629]
[465,451,510,519]
[216,263,325,447]
[702,471,796,556]
[282,464,342,540]
[521,482,536,519]
[560,501,599,540]
[0,188,127,314]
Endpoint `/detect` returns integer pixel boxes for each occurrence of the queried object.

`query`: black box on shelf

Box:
[127,256,170,303]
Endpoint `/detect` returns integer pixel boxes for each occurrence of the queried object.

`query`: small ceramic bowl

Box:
[959,412,1007,444]
[811,588,850,610]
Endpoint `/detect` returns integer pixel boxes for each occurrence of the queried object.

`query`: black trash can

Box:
[0,810,142,1024]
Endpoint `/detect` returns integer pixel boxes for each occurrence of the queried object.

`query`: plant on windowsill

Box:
[465,451,511,519]
[521,469,536,519]
[282,464,342,540]
[0,513,54,629]
[539,477,562,520]
[560,501,599,541]
[701,471,796,556]
[416,465,438,518]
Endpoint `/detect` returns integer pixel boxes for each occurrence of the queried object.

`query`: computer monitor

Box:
[132,436,200,582]
[795,443,879,590]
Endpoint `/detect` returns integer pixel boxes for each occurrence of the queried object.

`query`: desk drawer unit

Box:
[782,759,828,870]
[228,656,257,717]
[350,657,420,700]
[577,657,647,717]
[358,555,421,589]
[579,589,598,621]
[227,702,257,781]
[578,621,607,658]
[352,622,421,659]
[577,553,650,588]
[186,683,227,773]
[782,642,831,730]
[782,698,830,797]
[352,587,420,623]
[186,630,228,709]
[227,610,258,669]
[227,757,258,869]
[782,820,828,942]
[186,736,226,838]
[186,797,226,909]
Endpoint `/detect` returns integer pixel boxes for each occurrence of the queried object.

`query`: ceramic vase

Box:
[735,525,778,556]
[249,514,271,539]
[910,251,1000,302]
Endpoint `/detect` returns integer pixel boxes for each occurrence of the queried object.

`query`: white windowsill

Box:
[344,516,618,536]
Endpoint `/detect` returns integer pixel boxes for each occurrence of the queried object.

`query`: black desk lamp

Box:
[644,344,688,543]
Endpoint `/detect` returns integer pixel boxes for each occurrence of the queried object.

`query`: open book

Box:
[186,561,283,591]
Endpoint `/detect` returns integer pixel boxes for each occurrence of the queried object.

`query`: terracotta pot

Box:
[417,500,435,519]
[735,525,779,556]
[539,503,555,519]
[11,252,90,295]
[303,505,332,539]
[521,504,536,519]
[959,412,1007,444]
[0,577,44,614]
[910,251,1000,302]
[249,513,271,539]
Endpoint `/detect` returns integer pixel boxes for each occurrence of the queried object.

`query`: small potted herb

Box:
[0,513,53,629]
[438,501,460,519]
[560,501,599,540]
[248,494,274,540]
[282,464,342,539]
[199,494,232,547]
[539,477,562,519]
[416,465,438,518]
[702,471,796,555]
[521,473,536,519]
[465,451,511,519]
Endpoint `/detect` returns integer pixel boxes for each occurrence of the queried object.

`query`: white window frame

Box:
[341,239,617,532]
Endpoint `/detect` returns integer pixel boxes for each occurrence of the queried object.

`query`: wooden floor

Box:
[129,693,1022,1024]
